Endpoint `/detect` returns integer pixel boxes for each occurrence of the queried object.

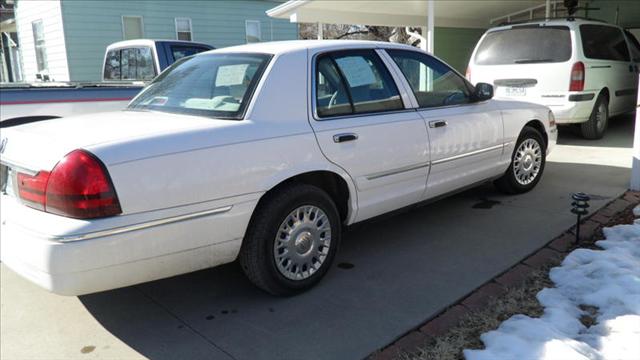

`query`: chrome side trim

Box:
[0,158,38,176]
[17,206,233,243]
[432,144,503,165]
[366,162,430,180]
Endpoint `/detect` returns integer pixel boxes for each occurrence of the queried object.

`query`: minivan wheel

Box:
[581,94,608,140]
[239,183,341,296]
[494,126,546,194]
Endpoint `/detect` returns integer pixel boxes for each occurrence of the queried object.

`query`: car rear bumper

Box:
[546,92,596,124]
[0,194,257,295]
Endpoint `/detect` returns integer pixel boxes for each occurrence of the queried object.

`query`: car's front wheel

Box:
[239,183,341,295]
[495,126,546,194]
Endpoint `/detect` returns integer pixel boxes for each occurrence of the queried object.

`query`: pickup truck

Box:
[0,39,213,127]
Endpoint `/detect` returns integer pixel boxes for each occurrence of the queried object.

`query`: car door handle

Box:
[429,120,448,128]
[333,133,358,143]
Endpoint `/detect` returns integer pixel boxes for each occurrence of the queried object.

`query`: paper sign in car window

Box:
[335,56,376,87]
[216,64,249,86]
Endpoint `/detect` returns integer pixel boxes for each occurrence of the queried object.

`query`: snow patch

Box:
[465,221,640,360]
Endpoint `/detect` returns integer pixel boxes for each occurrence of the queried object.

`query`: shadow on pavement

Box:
[80,160,631,360]
[556,112,635,149]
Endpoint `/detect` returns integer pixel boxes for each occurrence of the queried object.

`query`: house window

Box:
[245,20,261,43]
[31,20,47,72]
[175,18,192,41]
[122,16,143,40]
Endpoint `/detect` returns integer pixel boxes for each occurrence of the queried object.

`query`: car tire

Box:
[580,94,608,140]
[494,126,546,194]
[239,183,341,296]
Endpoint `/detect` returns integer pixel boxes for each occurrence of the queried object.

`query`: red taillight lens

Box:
[569,61,585,91]
[17,171,50,211]
[17,150,121,219]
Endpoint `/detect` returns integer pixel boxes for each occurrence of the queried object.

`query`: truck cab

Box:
[102,39,214,81]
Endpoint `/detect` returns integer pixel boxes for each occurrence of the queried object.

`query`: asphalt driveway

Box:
[1,116,635,360]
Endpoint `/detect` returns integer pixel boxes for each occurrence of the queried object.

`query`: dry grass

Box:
[400,267,554,360]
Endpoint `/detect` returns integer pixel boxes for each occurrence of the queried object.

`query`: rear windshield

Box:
[128,53,271,119]
[475,26,571,65]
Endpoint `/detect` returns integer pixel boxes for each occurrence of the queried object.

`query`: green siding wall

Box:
[434,27,486,74]
[61,0,297,81]
[585,0,640,28]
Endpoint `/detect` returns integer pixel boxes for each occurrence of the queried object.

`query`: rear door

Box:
[579,24,635,115]
[387,49,504,199]
[469,24,573,108]
[308,49,429,222]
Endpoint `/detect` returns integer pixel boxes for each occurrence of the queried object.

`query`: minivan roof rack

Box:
[497,16,607,27]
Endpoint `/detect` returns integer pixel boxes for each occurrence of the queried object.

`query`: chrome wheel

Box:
[274,205,332,281]
[513,138,542,186]
[595,101,608,133]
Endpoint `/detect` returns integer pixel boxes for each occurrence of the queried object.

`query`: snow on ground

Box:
[465,211,640,360]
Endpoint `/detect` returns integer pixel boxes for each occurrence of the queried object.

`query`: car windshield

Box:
[128,53,271,119]
[475,25,571,65]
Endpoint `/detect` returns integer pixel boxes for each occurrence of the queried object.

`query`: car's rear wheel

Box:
[580,94,608,140]
[239,183,341,295]
[494,126,546,194]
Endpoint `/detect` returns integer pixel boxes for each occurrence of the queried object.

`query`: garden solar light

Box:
[571,192,590,243]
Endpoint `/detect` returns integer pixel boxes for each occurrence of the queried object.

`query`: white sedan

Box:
[0,40,556,296]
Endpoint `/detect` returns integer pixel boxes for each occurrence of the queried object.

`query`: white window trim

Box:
[175,17,193,41]
[245,20,261,43]
[121,15,144,40]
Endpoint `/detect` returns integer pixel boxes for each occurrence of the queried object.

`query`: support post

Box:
[631,77,640,190]
[426,0,434,54]
[545,0,551,19]
[317,22,323,40]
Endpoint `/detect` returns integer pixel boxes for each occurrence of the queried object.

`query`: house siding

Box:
[61,0,297,81]
[15,0,70,81]
[434,27,485,74]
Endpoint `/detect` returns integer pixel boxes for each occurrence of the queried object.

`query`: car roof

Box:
[487,18,619,32]
[203,40,417,56]
[106,39,212,50]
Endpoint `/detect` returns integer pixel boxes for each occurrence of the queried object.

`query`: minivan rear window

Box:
[474,26,571,65]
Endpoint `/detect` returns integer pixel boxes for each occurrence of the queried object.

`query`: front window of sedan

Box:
[387,49,473,108]
[128,53,271,119]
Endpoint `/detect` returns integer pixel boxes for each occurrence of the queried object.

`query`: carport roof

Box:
[267,0,547,28]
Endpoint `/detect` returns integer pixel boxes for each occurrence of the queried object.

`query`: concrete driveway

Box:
[1,116,634,360]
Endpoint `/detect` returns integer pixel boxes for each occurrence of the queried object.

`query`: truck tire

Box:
[239,183,341,296]
[580,94,608,140]
[494,126,546,194]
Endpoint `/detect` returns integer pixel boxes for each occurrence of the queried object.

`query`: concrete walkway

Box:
[1,117,634,360]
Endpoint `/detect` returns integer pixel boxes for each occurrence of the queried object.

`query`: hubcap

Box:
[513,138,542,186]
[595,102,608,132]
[274,205,332,281]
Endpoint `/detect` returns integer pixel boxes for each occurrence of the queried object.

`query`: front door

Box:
[308,49,429,222]
[385,49,504,199]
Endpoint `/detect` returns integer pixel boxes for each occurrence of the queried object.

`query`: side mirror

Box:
[474,82,494,101]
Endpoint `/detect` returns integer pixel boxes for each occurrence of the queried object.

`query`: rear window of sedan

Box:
[474,25,571,65]
[128,53,272,119]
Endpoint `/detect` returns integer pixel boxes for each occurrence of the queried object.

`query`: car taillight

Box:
[465,67,471,81]
[569,61,585,91]
[17,149,121,219]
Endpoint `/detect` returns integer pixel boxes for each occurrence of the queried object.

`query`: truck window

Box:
[474,26,571,65]
[104,47,156,81]
[580,25,630,62]
[624,30,640,62]
[171,45,210,62]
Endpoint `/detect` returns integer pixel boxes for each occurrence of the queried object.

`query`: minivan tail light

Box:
[569,61,585,91]
[17,150,122,219]
[465,67,471,81]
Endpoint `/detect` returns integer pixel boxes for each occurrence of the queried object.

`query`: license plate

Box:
[505,87,526,96]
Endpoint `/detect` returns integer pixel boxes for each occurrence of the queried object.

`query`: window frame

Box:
[175,17,193,41]
[385,48,478,110]
[31,19,48,73]
[121,15,144,40]
[312,49,407,120]
[245,20,261,43]
[103,46,158,81]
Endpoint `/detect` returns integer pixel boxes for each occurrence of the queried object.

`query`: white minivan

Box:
[468,18,640,139]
